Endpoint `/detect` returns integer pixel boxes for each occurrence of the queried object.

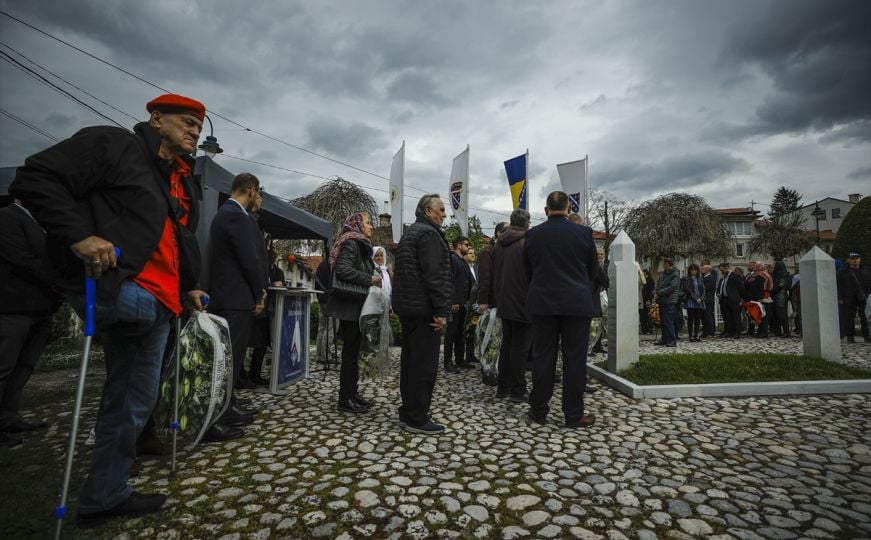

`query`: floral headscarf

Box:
[329,212,370,267]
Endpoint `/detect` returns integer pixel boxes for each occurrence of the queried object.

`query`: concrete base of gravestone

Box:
[606,231,639,373]
[800,247,841,363]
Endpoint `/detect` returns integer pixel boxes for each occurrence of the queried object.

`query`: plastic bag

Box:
[154,312,233,448]
[476,308,502,379]
[359,286,392,379]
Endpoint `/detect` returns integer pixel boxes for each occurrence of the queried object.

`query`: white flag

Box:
[557,157,588,221]
[389,142,405,243]
[450,145,470,236]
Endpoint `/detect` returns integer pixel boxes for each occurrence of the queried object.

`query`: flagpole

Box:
[585,154,590,225]
[525,148,530,213]
[466,144,470,235]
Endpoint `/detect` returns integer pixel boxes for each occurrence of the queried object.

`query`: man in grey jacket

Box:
[656,258,681,347]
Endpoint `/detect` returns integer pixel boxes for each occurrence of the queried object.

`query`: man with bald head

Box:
[10,93,210,527]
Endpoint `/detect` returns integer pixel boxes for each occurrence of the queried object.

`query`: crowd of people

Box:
[0,92,868,530]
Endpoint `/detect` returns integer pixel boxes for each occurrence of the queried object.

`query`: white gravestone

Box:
[799,247,841,362]
[607,231,640,372]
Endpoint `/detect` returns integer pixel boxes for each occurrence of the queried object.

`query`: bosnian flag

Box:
[389,142,405,243]
[504,151,528,210]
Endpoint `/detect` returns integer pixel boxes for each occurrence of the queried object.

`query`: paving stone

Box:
[677,518,713,536]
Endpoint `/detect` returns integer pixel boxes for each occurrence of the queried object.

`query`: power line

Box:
[0,107,58,141]
[0,50,124,128]
[0,41,139,123]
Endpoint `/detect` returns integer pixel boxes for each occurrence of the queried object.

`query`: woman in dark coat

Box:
[683,263,706,341]
[641,268,655,334]
[326,212,381,413]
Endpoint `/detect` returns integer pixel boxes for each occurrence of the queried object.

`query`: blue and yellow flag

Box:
[503,153,527,210]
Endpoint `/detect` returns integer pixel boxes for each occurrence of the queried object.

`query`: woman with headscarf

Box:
[371,246,392,300]
[327,212,381,414]
[770,260,791,337]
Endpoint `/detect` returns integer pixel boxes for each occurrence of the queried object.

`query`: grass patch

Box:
[600,353,871,385]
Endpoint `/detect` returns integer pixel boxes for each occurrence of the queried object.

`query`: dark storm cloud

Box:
[594,151,750,195]
[386,71,452,107]
[305,118,387,160]
[720,0,871,138]
[818,121,871,146]
[847,165,871,180]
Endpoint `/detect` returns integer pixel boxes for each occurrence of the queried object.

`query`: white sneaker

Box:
[84,427,96,448]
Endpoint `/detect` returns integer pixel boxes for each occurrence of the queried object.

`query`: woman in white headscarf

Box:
[372,246,392,300]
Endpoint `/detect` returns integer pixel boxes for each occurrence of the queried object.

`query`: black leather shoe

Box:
[232,403,257,416]
[135,432,164,457]
[526,410,546,426]
[444,365,460,374]
[352,395,374,408]
[249,374,269,386]
[337,400,368,414]
[509,392,529,403]
[76,491,167,529]
[584,384,598,394]
[0,433,22,446]
[219,408,254,428]
[202,423,245,443]
[2,419,46,433]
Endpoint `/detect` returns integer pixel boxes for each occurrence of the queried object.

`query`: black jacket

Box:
[0,204,63,314]
[475,243,495,306]
[392,217,451,320]
[207,199,266,311]
[8,122,200,300]
[326,239,374,322]
[838,266,871,302]
[492,225,529,322]
[523,216,598,317]
[449,252,471,305]
[702,272,717,304]
[717,271,744,304]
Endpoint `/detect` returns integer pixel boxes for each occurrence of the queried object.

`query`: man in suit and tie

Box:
[524,191,598,429]
[717,263,744,338]
[0,200,63,446]
[207,172,267,430]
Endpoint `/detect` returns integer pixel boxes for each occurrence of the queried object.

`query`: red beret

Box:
[146,94,205,122]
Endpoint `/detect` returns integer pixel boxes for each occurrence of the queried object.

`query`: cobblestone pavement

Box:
[13,338,871,539]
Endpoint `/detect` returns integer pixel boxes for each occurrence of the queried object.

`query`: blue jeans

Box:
[660,303,677,344]
[71,280,172,513]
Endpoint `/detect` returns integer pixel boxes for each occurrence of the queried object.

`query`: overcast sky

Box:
[1,0,869,232]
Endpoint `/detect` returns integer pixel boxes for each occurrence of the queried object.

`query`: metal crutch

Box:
[54,248,119,539]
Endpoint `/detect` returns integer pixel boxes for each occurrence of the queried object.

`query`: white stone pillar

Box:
[800,247,841,362]
[607,231,639,372]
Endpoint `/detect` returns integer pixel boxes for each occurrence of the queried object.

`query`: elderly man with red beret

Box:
[9,93,210,528]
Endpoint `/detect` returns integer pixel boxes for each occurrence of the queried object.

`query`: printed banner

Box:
[557,157,588,219]
[450,145,470,236]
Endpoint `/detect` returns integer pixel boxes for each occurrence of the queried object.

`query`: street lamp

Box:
[811,200,825,246]
[197,114,223,158]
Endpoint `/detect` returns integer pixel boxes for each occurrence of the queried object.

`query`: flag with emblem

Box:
[504,151,528,210]
[450,145,470,236]
[557,157,588,220]
[389,141,405,243]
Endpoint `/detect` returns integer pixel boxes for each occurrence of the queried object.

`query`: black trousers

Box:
[443,306,466,366]
[398,316,440,427]
[687,308,704,338]
[498,318,530,398]
[720,298,741,337]
[841,298,869,338]
[703,302,715,336]
[338,320,361,402]
[771,305,789,336]
[0,313,52,429]
[211,309,251,396]
[529,315,591,424]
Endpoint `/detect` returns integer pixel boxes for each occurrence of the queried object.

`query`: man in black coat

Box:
[492,208,531,402]
[393,194,451,434]
[701,264,717,338]
[717,263,744,338]
[207,173,267,429]
[838,252,870,343]
[9,93,209,527]
[523,191,598,429]
[0,200,63,446]
[444,235,472,373]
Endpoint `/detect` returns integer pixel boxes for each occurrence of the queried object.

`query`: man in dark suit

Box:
[207,173,267,431]
[701,264,717,338]
[0,200,63,446]
[444,235,472,373]
[523,191,598,429]
[717,263,744,338]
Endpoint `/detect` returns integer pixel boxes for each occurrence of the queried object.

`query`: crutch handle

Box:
[200,294,210,307]
[84,247,121,337]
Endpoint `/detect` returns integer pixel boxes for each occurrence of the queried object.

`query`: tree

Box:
[832,197,871,261]
[748,186,813,260]
[587,188,634,258]
[444,214,488,254]
[623,192,731,275]
[277,177,378,259]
